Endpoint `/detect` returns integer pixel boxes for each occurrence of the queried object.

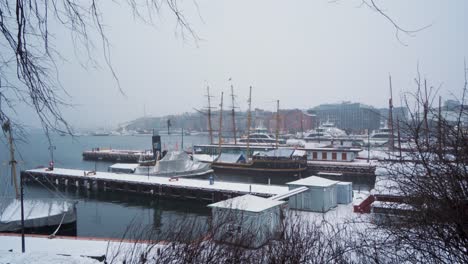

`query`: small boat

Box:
[0,198,77,236]
[109,151,213,178]
[91,131,111,136]
[211,148,307,176]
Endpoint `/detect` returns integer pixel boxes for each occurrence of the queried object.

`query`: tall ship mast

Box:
[230,84,237,145]
[206,86,214,145]
[276,100,280,149]
[218,92,224,155]
[388,75,394,151]
[246,86,252,160]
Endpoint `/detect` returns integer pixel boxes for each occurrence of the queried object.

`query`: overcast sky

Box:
[13,0,468,129]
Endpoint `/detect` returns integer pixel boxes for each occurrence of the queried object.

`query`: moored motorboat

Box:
[0,198,77,236]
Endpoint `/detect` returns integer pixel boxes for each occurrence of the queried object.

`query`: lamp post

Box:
[20,172,25,253]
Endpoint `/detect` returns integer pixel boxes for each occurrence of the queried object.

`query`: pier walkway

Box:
[22,168,288,202]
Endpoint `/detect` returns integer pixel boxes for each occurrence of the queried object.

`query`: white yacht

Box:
[303,121,347,141]
[366,126,398,146]
[238,127,286,145]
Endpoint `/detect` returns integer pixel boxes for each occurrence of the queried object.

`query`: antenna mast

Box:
[276,100,280,149]
[230,83,237,145]
[206,86,214,144]
[246,86,252,159]
[218,92,224,155]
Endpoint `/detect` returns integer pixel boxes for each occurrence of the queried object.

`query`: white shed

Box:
[336,182,353,204]
[287,176,338,212]
[208,194,284,248]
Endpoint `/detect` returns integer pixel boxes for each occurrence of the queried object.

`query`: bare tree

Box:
[107,206,364,264]
[0,0,197,137]
[370,64,468,263]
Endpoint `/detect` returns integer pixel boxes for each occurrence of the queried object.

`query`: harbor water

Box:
[0,132,374,239]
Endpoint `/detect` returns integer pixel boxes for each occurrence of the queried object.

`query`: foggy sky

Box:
[14,0,468,129]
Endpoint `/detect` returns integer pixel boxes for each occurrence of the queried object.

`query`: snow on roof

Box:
[109,163,140,170]
[304,142,328,149]
[372,201,414,211]
[216,153,244,163]
[292,149,307,156]
[192,154,216,163]
[258,148,294,157]
[317,172,343,176]
[287,176,339,187]
[208,194,284,213]
[371,178,402,196]
[336,181,352,186]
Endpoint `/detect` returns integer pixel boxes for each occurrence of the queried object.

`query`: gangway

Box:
[268,186,308,201]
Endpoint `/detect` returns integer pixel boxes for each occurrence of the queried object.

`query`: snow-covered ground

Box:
[0,251,99,264]
[0,234,163,264]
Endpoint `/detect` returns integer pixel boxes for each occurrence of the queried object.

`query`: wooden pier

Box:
[82,149,153,163]
[305,160,376,185]
[22,168,288,202]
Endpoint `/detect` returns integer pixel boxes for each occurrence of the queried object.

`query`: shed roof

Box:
[258,148,294,158]
[287,176,339,187]
[208,194,284,213]
[216,153,244,163]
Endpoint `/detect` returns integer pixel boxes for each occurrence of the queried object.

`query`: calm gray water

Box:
[1,132,372,239]
[0,133,214,239]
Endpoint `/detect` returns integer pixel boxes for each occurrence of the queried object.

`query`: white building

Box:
[287,176,339,212]
[208,194,284,248]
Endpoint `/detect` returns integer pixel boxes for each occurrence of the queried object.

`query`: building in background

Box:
[379,107,409,126]
[309,102,381,133]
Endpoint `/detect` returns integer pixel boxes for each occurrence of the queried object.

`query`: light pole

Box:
[20,172,25,253]
[48,145,56,162]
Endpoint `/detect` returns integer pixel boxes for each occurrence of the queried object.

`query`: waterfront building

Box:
[378,106,409,124]
[309,102,380,133]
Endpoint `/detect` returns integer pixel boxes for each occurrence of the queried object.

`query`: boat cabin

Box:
[302,147,361,162]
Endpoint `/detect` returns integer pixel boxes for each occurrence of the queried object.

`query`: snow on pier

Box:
[23,168,288,201]
[82,148,153,163]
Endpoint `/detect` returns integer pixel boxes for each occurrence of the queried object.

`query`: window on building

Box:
[332,152,337,160]
[342,153,347,160]
[322,152,327,160]
[313,152,317,160]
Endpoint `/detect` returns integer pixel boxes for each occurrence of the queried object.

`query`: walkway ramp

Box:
[268,186,308,201]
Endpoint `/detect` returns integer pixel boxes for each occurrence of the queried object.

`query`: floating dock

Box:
[22,168,288,202]
[306,160,376,184]
[82,149,153,163]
